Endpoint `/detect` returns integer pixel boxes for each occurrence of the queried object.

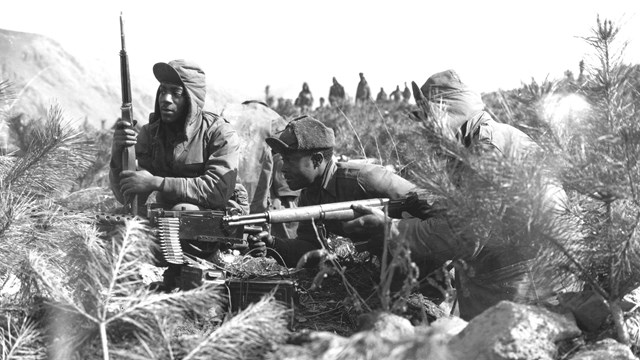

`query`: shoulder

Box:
[203,111,236,134]
[202,111,240,145]
[334,161,367,178]
[480,119,539,155]
[335,161,393,182]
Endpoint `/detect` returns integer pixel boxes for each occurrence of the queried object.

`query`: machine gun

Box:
[147,198,409,266]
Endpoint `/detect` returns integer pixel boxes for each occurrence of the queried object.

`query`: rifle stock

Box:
[223,198,406,226]
[119,13,138,216]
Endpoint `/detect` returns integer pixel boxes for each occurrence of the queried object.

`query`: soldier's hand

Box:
[247,231,274,257]
[343,204,388,251]
[120,170,162,197]
[405,191,436,219]
[343,204,388,234]
[113,119,138,149]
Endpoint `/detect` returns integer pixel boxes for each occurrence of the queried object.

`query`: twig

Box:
[337,108,367,158]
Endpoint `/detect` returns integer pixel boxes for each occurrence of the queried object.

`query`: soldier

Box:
[343,70,569,320]
[402,82,411,103]
[247,115,424,266]
[265,85,275,108]
[328,77,346,107]
[110,59,244,213]
[376,87,388,103]
[294,82,314,113]
[317,97,326,110]
[355,72,371,105]
[390,85,402,102]
[109,59,247,288]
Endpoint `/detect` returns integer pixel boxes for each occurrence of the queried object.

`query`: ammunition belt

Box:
[156,217,185,265]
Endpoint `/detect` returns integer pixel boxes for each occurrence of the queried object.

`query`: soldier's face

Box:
[280,151,318,190]
[157,82,187,124]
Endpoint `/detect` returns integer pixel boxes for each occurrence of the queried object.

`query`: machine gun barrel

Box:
[224,198,403,226]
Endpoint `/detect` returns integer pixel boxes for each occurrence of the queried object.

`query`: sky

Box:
[2,0,640,103]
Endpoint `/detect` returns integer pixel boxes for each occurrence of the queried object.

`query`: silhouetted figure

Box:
[402,82,411,103]
[317,97,326,109]
[265,85,275,108]
[390,85,402,102]
[355,72,371,105]
[295,82,314,113]
[376,87,388,103]
[328,77,346,107]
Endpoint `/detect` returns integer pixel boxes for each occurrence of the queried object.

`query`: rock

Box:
[271,315,464,360]
[559,291,610,332]
[429,316,468,337]
[448,301,581,360]
[270,331,349,360]
[568,338,638,360]
[356,311,415,341]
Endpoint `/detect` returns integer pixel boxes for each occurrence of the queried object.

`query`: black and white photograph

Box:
[1,1,640,359]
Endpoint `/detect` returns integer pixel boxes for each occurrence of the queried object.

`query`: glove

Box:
[405,191,438,220]
[247,230,275,258]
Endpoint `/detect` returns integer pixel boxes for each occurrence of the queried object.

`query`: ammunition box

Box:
[226,278,298,312]
[178,266,298,313]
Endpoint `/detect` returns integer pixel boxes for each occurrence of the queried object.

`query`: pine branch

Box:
[182,294,289,360]
[2,104,95,197]
[0,316,46,360]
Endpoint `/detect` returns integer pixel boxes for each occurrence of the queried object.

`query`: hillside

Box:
[0,28,237,129]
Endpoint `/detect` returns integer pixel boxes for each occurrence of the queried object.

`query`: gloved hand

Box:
[112,119,138,149]
[247,230,275,257]
[405,191,437,220]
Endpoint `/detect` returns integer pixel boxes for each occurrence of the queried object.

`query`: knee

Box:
[170,203,205,211]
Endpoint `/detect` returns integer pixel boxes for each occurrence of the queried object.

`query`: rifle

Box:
[119,13,138,216]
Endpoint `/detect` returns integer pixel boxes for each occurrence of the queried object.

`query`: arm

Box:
[356,164,423,217]
[162,120,241,209]
[343,204,476,266]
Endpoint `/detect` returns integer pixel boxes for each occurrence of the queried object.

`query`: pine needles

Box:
[1,104,94,196]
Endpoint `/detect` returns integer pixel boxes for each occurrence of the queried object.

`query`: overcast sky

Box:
[3,0,640,103]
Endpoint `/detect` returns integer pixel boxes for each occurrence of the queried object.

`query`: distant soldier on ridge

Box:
[328,77,346,107]
[402,82,411,103]
[355,72,371,105]
[390,85,402,103]
[294,82,314,113]
[265,85,275,108]
[376,87,388,103]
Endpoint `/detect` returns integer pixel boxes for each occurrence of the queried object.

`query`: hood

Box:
[416,69,485,134]
[151,59,207,137]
